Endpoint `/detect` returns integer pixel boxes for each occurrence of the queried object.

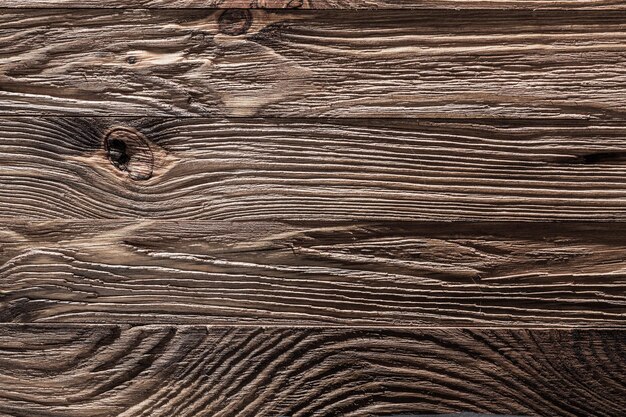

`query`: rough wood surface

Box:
[2,220,625,325]
[1,0,625,9]
[3,10,626,118]
[2,2,625,415]
[0,325,624,417]
[3,117,626,221]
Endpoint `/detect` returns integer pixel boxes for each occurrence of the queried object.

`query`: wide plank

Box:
[3,117,626,221]
[3,10,626,118]
[0,325,624,417]
[1,0,625,9]
[2,220,625,325]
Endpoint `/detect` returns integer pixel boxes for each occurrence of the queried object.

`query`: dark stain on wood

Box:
[576,151,626,165]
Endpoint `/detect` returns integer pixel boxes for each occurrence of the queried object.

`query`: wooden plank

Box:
[1,0,626,9]
[3,117,626,221]
[0,325,624,416]
[2,220,626,325]
[3,10,626,118]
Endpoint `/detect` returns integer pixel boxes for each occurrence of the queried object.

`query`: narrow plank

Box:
[0,325,624,416]
[3,117,626,221]
[2,220,625,325]
[3,10,626,118]
[1,0,625,9]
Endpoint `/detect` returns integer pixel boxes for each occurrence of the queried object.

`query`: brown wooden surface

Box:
[3,10,626,119]
[0,325,624,417]
[2,220,626,325]
[4,117,626,221]
[1,2,625,416]
[2,0,626,9]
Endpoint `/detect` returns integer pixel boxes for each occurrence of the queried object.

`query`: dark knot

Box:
[219,10,252,36]
[104,127,154,181]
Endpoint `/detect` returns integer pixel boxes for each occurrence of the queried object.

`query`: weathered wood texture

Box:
[3,10,626,118]
[1,0,625,9]
[2,2,625,415]
[0,325,624,417]
[2,220,625,325]
[3,117,626,221]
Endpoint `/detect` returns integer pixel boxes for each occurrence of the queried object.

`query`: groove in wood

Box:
[3,10,626,118]
[3,117,626,220]
[1,220,625,325]
[0,325,624,417]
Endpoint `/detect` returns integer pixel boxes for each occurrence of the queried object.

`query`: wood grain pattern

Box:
[3,10,626,118]
[0,325,624,417]
[2,1,625,415]
[2,220,625,325]
[2,0,625,9]
[4,117,626,221]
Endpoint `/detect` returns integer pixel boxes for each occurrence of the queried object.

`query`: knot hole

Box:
[219,9,252,36]
[104,128,154,181]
